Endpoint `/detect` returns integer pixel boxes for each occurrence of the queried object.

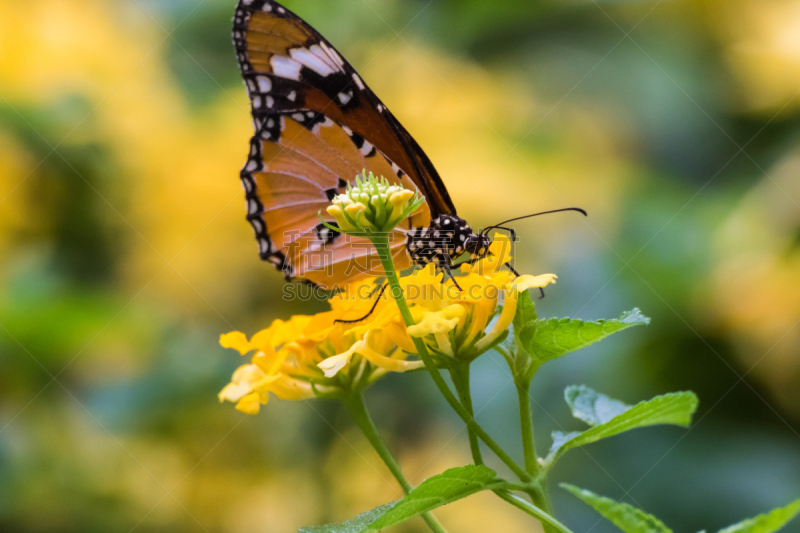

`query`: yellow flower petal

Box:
[317,341,364,378]
[514,274,558,292]
[407,305,465,337]
[268,377,315,401]
[252,349,288,375]
[235,392,263,415]
[434,332,454,357]
[358,332,424,373]
[383,321,418,353]
[464,299,496,346]
[218,382,248,403]
[345,202,367,217]
[474,289,518,353]
[388,189,415,208]
[218,364,267,402]
[219,331,254,355]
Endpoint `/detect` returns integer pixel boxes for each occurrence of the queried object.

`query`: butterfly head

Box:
[464,232,491,257]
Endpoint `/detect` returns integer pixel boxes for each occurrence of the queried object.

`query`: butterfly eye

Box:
[464,234,484,254]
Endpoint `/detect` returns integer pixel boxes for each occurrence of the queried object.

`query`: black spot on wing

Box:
[288,110,328,131]
[254,115,283,142]
[315,221,340,245]
[344,128,377,158]
[243,74,312,116]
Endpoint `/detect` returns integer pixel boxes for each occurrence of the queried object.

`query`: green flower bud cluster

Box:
[324,171,425,234]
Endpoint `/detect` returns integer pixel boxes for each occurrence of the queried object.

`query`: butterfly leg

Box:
[439,254,464,291]
[334,282,389,324]
[504,263,521,276]
[452,250,494,270]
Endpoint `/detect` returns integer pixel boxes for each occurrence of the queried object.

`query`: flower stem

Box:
[454,361,563,532]
[345,392,447,533]
[516,381,557,531]
[369,235,532,483]
[517,381,538,476]
[450,363,483,465]
[495,490,573,533]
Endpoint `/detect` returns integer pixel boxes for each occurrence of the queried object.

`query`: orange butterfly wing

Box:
[246,112,426,289]
[234,0,454,288]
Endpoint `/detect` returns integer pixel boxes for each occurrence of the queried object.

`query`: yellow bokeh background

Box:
[1,0,799,531]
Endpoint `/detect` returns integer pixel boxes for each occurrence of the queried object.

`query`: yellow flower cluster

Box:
[219,235,556,414]
[389,235,556,362]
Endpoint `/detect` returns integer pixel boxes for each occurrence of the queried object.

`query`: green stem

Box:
[495,491,573,533]
[450,363,483,465]
[454,364,565,531]
[517,381,538,476]
[515,381,557,531]
[345,392,447,533]
[370,234,532,483]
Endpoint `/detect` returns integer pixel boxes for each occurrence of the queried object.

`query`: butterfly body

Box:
[407,215,490,270]
[233,0,487,290]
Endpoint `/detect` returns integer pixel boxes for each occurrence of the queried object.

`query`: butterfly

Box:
[232,0,583,291]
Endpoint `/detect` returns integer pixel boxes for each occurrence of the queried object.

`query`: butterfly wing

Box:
[234,0,455,216]
[233,1,456,287]
[245,110,425,289]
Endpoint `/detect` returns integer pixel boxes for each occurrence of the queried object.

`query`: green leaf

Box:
[522,308,650,363]
[512,290,539,350]
[566,385,632,426]
[718,498,800,533]
[561,484,672,533]
[547,390,698,463]
[364,465,500,531]
[299,502,397,533]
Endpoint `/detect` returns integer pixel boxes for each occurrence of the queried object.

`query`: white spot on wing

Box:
[256,75,271,93]
[271,55,303,80]
[290,47,336,77]
[338,91,353,104]
[288,90,297,102]
[322,42,345,68]
[360,140,374,156]
[310,45,341,72]
[352,73,365,90]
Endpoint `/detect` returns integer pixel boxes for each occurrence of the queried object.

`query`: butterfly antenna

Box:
[481,207,587,236]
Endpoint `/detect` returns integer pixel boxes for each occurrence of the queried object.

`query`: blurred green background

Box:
[1,0,799,531]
